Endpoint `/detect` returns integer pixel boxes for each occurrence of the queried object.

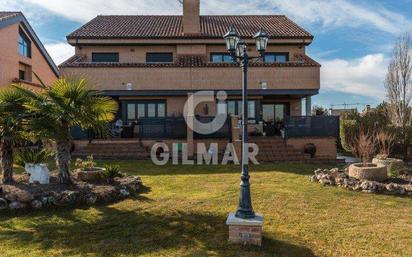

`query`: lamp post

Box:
[224,27,268,219]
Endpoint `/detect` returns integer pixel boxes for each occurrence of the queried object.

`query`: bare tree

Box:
[385,32,412,160]
[357,130,376,164]
[376,130,395,158]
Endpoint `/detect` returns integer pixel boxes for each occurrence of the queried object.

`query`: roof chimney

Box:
[183,0,201,36]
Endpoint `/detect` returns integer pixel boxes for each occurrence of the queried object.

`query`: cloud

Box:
[266,0,412,35]
[320,54,388,100]
[44,43,75,65]
[9,0,410,35]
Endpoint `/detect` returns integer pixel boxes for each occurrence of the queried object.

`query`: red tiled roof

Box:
[59,54,320,68]
[67,15,313,39]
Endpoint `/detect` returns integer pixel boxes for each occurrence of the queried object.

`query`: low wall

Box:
[287,137,337,159]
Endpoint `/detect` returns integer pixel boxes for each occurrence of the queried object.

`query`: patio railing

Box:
[285,116,339,138]
[139,117,187,139]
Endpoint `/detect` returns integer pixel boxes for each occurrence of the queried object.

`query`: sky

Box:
[1,0,411,109]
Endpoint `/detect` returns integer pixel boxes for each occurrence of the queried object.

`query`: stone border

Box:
[0,175,144,212]
[311,168,412,196]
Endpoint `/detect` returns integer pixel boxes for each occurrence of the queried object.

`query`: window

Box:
[146,53,173,63]
[124,102,166,121]
[210,53,233,63]
[127,104,136,120]
[18,30,31,58]
[264,53,289,63]
[158,103,166,118]
[217,102,227,115]
[148,104,156,118]
[92,53,119,62]
[19,70,25,80]
[137,104,145,118]
[222,100,256,120]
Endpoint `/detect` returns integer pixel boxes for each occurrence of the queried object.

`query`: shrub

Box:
[75,155,97,171]
[102,165,123,180]
[14,148,53,167]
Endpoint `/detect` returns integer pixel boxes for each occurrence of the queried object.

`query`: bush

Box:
[102,165,124,180]
[75,155,97,171]
[340,104,397,159]
[14,148,53,167]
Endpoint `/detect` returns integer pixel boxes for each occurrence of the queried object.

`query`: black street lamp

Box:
[224,27,268,219]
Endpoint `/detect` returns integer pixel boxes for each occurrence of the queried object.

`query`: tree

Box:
[340,106,393,158]
[0,87,28,183]
[16,77,118,184]
[312,105,329,116]
[385,32,412,160]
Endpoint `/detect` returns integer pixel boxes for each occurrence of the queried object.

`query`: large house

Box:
[60,0,338,162]
[0,12,59,88]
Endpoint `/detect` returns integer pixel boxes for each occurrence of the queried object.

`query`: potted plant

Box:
[15,148,53,184]
[75,155,106,182]
[372,130,403,177]
[348,131,387,182]
[304,143,317,158]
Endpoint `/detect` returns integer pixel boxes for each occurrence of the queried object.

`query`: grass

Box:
[1,161,412,257]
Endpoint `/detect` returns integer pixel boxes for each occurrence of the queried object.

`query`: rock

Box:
[5,190,34,203]
[310,175,318,183]
[404,185,412,193]
[360,181,370,191]
[0,198,8,210]
[41,196,49,205]
[314,169,323,176]
[319,178,331,186]
[85,194,97,205]
[9,201,27,210]
[58,191,79,206]
[30,200,42,209]
[47,196,57,205]
[4,193,17,202]
[114,176,142,194]
[119,188,130,197]
[330,168,340,174]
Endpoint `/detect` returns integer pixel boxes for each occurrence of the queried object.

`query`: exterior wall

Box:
[290,98,302,116]
[287,137,337,159]
[0,23,57,88]
[0,23,18,88]
[61,66,320,91]
[77,45,178,63]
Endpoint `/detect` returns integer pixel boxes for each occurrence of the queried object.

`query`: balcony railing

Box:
[284,116,339,138]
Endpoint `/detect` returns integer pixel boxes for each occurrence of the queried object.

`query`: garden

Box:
[0,161,411,257]
[0,77,145,212]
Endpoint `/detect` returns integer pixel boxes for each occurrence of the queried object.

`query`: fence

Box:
[193,116,232,140]
[285,116,339,138]
[139,117,187,139]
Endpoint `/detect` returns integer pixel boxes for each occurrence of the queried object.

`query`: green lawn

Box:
[1,161,411,257]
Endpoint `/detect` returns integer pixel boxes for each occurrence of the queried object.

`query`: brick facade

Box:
[0,15,58,89]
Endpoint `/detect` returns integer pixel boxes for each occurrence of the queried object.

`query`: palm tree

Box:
[0,87,28,183]
[16,77,118,184]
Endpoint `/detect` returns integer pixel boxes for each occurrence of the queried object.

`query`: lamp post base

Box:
[226,212,264,246]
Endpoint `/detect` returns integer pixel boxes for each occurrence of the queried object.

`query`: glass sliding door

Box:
[262,103,288,136]
[123,101,167,123]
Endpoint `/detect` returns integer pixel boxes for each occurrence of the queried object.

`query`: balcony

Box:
[60,54,320,92]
